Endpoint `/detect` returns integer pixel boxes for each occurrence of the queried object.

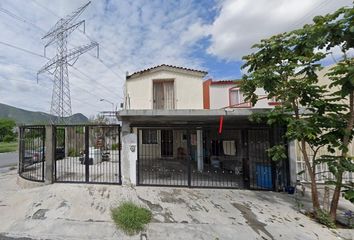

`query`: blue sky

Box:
[0,0,352,116]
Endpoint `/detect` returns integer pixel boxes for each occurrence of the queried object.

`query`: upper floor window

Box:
[229,87,251,108]
[153,80,175,110]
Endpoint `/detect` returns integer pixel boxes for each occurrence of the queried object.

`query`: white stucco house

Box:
[118,64,290,191]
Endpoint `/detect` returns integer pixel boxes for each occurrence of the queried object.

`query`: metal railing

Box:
[54,125,121,184]
[18,126,46,182]
[137,127,288,190]
[18,124,122,185]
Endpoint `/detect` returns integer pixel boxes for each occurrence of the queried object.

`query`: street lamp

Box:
[100,99,115,123]
[100,98,114,110]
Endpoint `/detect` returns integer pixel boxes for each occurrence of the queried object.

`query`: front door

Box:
[161,130,173,157]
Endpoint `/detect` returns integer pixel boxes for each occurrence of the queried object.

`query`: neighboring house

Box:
[294,65,354,183]
[203,79,277,109]
[118,64,290,191]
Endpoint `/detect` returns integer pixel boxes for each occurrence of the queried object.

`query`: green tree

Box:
[0,118,16,142]
[241,5,353,221]
[313,6,354,219]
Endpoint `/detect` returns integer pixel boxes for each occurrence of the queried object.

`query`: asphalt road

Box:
[0,152,18,168]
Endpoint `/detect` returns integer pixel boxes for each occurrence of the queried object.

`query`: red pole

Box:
[218,116,224,134]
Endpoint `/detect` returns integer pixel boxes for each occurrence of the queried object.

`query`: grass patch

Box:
[111,201,152,235]
[0,141,17,153]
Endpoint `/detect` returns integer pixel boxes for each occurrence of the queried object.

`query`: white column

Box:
[121,121,137,185]
[197,129,203,172]
[45,125,55,184]
[288,140,297,186]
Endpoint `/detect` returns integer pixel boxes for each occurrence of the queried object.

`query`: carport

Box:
[118,109,290,190]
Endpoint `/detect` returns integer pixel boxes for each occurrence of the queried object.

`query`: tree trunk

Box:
[330,91,354,221]
[300,139,321,212]
[292,100,321,213]
[330,173,343,220]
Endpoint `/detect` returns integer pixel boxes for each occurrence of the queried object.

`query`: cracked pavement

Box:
[0,168,353,240]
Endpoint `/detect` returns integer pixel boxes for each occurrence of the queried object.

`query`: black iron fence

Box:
[19,124,121,185]
[137,127,289,190]
[18,126,46,182]
[54,125,121,184]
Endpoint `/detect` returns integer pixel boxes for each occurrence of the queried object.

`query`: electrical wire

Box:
[0,40,45,58]
[289,0,332,29]
[0,40,110,111]
[0,5,123,100]
[31,0,127,82]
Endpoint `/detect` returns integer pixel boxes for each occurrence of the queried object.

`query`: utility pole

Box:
[37,1,99,123]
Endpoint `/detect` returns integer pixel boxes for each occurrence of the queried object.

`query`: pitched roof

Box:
[126,64,208,79]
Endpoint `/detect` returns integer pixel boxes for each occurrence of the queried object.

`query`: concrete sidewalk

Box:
[0,168,353,240]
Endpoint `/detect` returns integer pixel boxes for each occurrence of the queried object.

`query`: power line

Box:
[0,7,122,102]
[0,40,44,58]
[0,39,117,103]
[1,76,103,111]
[289,0,332,29]
[32,0,60,18]
[0,5,122,99]
[0,40,112,110]
[30,0,127,82]
[0,7,44,32]
[70,65,124,100]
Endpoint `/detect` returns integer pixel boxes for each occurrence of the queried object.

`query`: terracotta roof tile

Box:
[126,64,207,79]
[210,79,241,85]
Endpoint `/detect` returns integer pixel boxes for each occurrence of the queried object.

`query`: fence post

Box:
[288,140,297,187]
[18,127,23,174]
[187,129,191,187]
[85,126,89,182]
[121,121,137,185]
[44,125,55,184]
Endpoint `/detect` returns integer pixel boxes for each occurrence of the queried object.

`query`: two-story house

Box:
[118,64,290,191]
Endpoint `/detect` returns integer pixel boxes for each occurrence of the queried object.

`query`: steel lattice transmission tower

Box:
[38,1,99,123]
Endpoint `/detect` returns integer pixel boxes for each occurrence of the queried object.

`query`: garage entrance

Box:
[137,126,288,190]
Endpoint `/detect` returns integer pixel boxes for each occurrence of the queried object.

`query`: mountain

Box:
[0,103,88,124]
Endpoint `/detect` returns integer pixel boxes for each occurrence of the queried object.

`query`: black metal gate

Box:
[19,126,46,182]
[247,129,273,190]
[54,125,121,184]
[137,127,288,190]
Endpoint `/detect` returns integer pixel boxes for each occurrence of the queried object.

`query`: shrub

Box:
[317,209,336,228]
[3,134,15,143]
[111,143,118,150]
[111,202,152,235]
[68,148,80,157]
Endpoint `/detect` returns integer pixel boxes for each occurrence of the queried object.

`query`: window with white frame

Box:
[229,88,245,106]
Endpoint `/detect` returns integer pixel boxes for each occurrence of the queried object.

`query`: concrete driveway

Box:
[0,169,352,240]
[0,152,18,168]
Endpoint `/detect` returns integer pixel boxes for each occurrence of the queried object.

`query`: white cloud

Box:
[200,0,353,61]
[0,0,206,116]
[0,0,351,118]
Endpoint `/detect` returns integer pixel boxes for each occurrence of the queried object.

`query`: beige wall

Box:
[209,84,273,109]
[295,64,354,183]
[126,70,204,109]
[209,84,232,109]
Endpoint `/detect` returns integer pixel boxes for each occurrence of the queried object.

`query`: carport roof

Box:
[117,109,270,125]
